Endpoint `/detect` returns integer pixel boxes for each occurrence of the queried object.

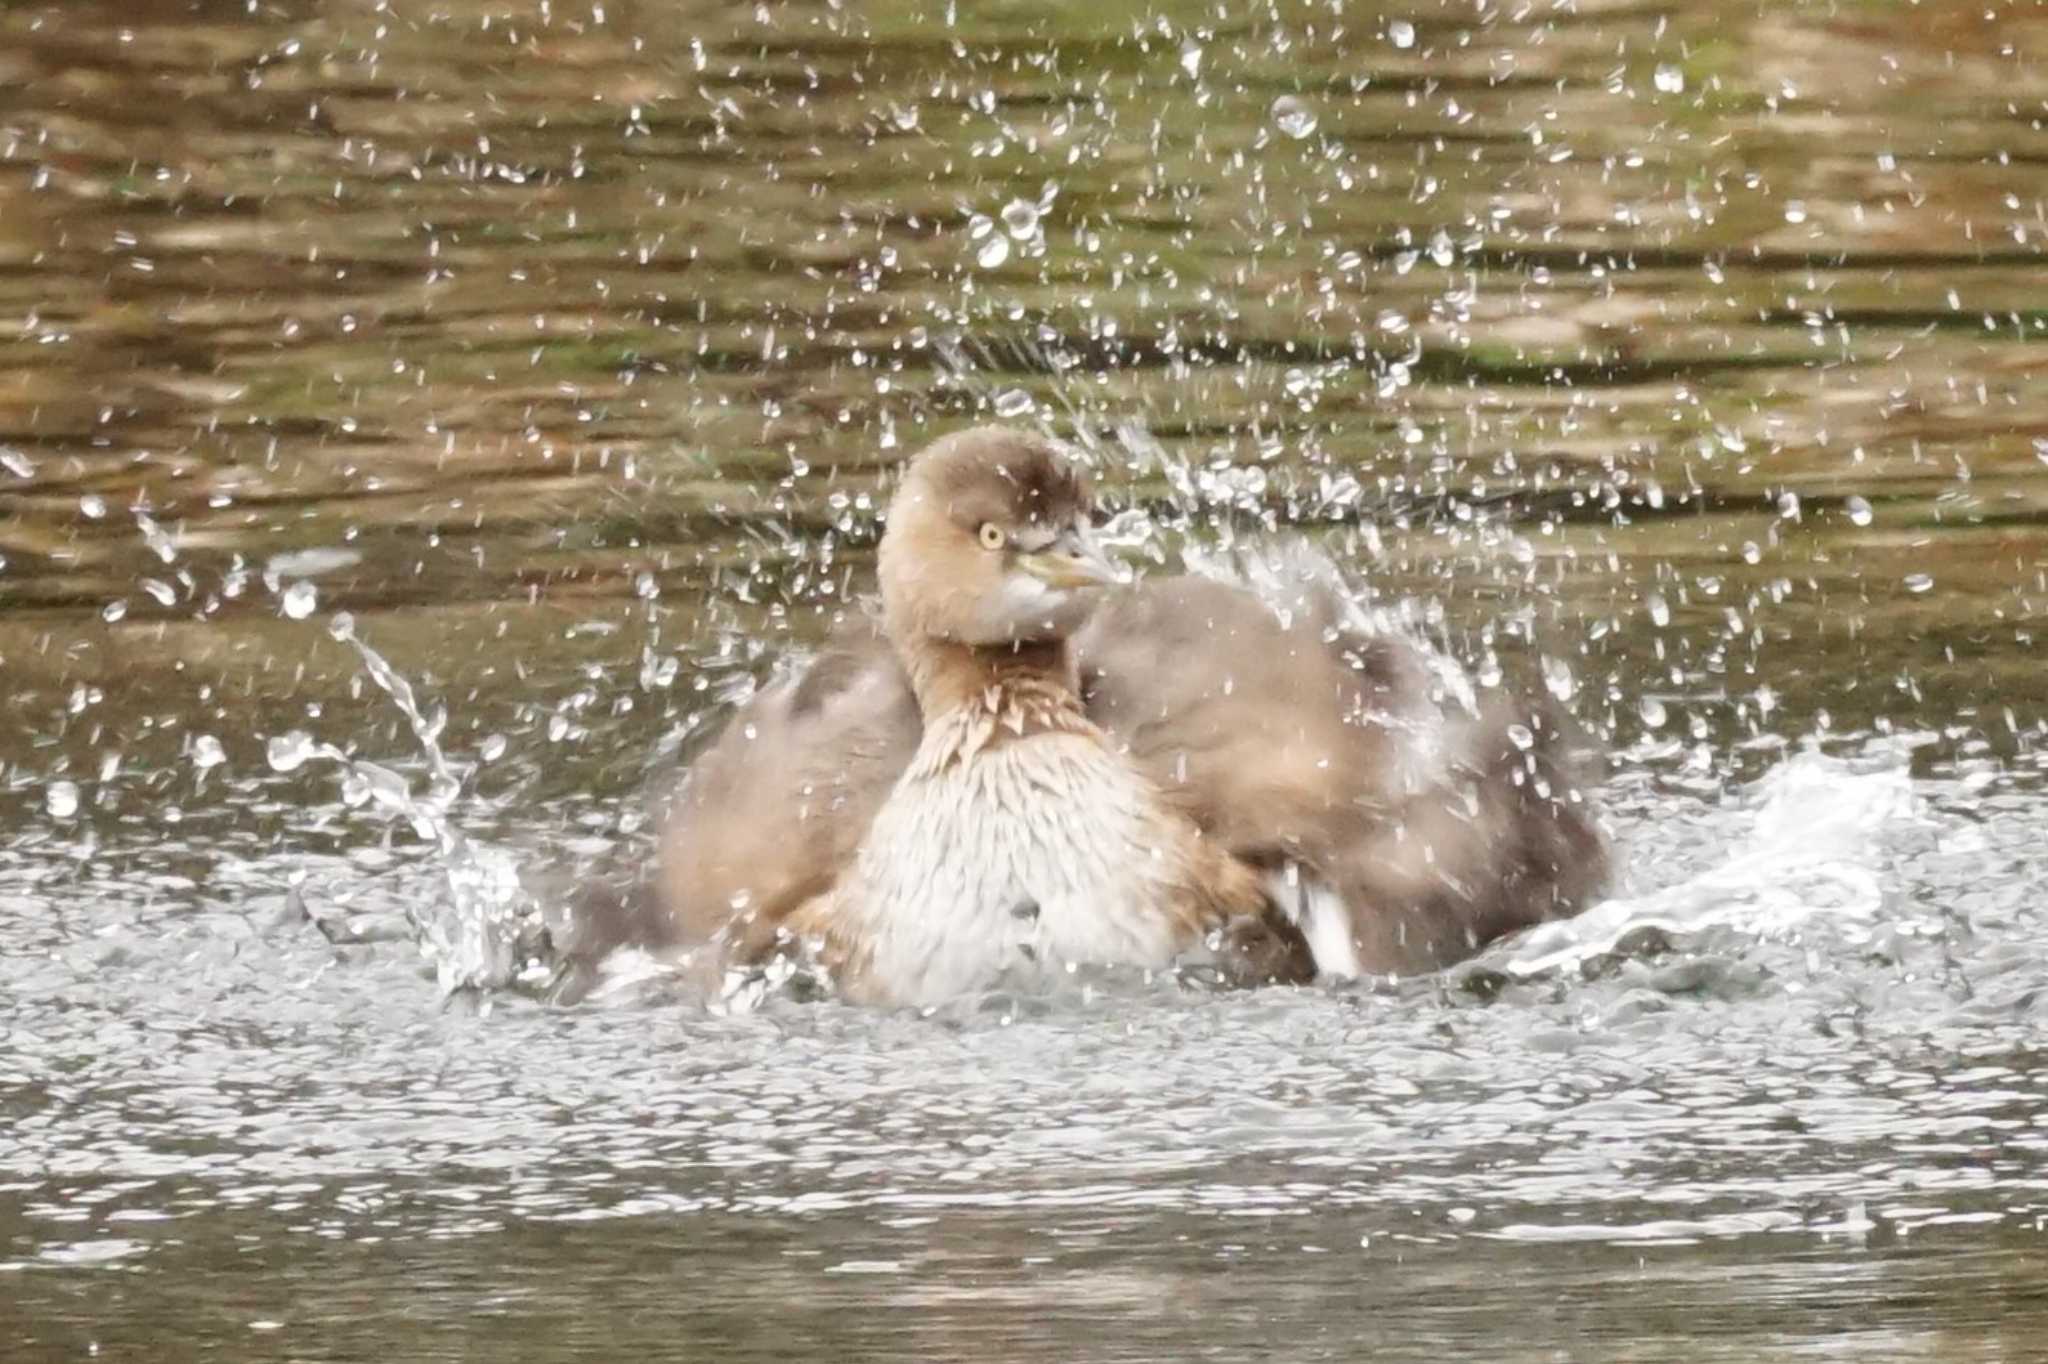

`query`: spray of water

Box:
[265,612,538,996]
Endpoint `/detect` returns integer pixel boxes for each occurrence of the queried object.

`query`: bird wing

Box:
[650,616,920,961]
[1074,548,1609,976]
[547,614,920,1003]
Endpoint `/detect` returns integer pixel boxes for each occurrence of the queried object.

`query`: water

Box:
[5,0,2048,1356]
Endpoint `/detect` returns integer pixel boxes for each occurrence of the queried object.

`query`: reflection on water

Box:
[3,0,2047,1356]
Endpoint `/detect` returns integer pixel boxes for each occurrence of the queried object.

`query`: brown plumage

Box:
[762,427,1307,1004]
[1077,564,1609,975]
[553,426,1608,1001]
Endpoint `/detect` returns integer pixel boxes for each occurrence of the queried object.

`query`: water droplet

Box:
[1783,201,1809,225]
[80,494,108,520]
[0,447,34,479]
[992,388,1035,418]
[478,733,508,762]
[1540,655,1577,703]
[266,547,362,580]
[1000,198,1041,239]
[975,234,1011,269]
[1179,39,1203,80]
[140,578,177,606]
[1387,19,1416,48]
[190,734,226,770]
[266,731,316,772]
[639,650,680,689]
[1270,96,1318,140]
[1638,696,1669,728]
[101,599,128,623]
[281,580,318,619]
[2032,437,2048,466]
[1428,231,1454,268]
[1845,495,1873,526]
[1740,541,1761,565]
[135,511,177,563]
[1653,65,1685,94]
[45,780,80,819]
[1904,573,1934,594]
[1646,592,1671,627]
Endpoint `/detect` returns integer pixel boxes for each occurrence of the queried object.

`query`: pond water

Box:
[4,0,2048,1357]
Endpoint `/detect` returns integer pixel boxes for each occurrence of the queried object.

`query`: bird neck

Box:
[897,636,1086,733]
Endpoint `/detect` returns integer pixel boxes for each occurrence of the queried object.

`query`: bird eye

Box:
[977,522,1007,551]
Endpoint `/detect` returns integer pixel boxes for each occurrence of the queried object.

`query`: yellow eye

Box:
[977,522,1007,551]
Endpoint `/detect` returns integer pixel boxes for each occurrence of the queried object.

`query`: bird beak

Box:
[1019,526,1125,590]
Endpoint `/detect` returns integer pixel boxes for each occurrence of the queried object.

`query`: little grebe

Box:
[559,427,1607,1002]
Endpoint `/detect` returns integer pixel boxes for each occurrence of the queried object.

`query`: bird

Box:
[549,426,1608,1005]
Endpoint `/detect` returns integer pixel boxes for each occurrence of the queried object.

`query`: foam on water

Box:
[1502,745,1921,978]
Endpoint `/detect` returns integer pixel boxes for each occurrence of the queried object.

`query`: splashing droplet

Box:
[281,580,319,620]
[999,198,1040,239]
[1653,65,1685,94]
[266,731,317,773]
[46,780,80,819]
[992,388,1035,418]
[190,734,226,770]
[1540,655,1577,703]
[1270,96,1318,140]
[1387,19,1416,49]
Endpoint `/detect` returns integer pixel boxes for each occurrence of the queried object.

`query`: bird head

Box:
[878,426,1122,648]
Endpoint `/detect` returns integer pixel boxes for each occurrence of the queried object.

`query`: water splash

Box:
[1501,745,1919,978]
[267,613,538,995]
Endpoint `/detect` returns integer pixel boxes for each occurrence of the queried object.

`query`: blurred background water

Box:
[4,0,2048,1357]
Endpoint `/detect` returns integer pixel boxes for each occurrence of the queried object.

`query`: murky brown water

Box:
[4,0,2048,1358]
